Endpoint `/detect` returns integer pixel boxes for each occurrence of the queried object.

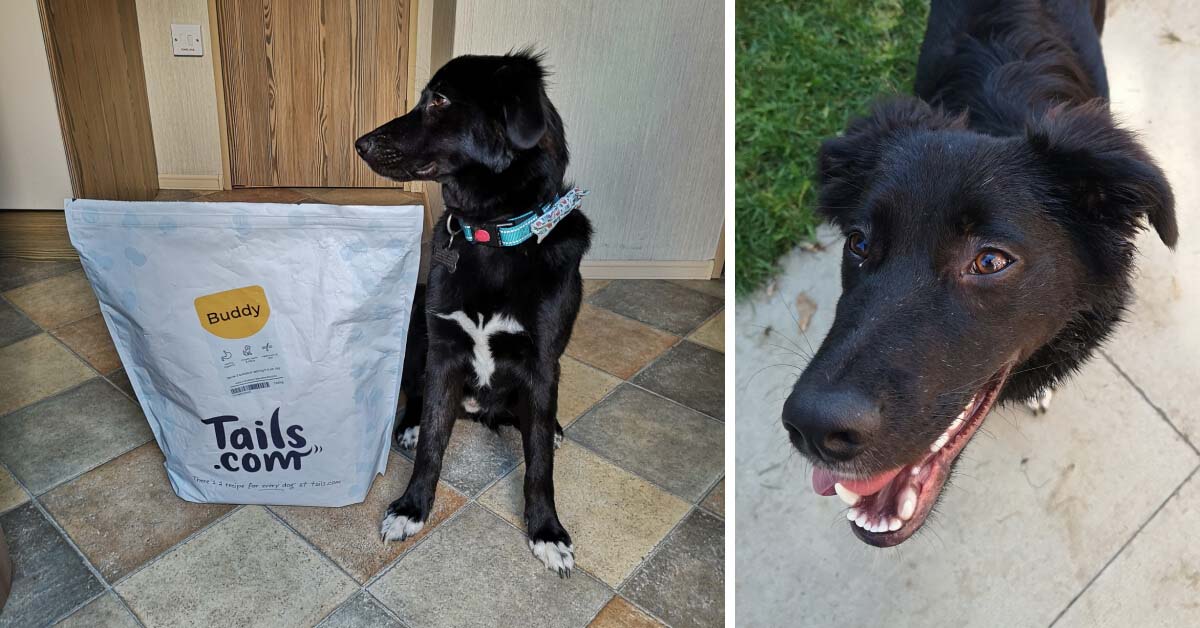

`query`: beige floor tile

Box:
[271,452,467,583]
[480,441,690,586]
[700,478,724,518]
[1056,469,1200,628]
[687,311,724,353]
[589,596,666,628]
[558,356,622,427]
[117,506,357,628]
[51,313,122,374]
[42,443,233,581]
[0,464,29,514]
[3,269,99,329]
[56,593,140,628]
[0,334,94,416]
[566,304,678,379]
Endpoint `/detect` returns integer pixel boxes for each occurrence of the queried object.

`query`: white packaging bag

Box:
[65,199,422,507]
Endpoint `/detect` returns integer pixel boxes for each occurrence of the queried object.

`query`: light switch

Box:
[171,24,203,57]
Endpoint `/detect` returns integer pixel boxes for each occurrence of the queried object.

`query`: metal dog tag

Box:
[432,246,459,273]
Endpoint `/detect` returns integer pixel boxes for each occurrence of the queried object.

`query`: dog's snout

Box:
[782,388,881,463]
[354,135,376,157]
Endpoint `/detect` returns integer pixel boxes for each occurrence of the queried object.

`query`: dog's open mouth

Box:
[811,363,1014,547]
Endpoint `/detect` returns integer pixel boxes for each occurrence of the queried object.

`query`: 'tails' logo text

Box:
[202,408,321,472]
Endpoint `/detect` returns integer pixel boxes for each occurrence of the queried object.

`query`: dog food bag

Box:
[65,199,423,507]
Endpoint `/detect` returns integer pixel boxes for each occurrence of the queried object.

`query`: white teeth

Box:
[930,432,951,452]
[898,487,918,521]
[847,507,860,521]
[956,411,966,420]
[888,517,903,532]
[948,418,963,432]
[855,512,869,527]
[834,483,861,506]
[911,466,922,476]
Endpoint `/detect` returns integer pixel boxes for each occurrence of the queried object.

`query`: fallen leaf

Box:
[795,293,817,332]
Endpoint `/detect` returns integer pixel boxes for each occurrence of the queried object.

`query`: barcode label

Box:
[231,382,271,395]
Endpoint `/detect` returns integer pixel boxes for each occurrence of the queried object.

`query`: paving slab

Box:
[1088,0,1200,447]
[1055,467,1200,627]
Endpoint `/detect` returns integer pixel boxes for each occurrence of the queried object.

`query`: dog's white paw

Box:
[380,513,425,542]
[398,426,419,449]
[1026,389,1054,414]
[529,539,574,577]
[553,431,564,450]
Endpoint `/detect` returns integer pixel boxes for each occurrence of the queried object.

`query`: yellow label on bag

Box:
[195,285,271,339]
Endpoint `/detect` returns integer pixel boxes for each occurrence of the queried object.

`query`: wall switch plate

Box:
[171,24,203,56]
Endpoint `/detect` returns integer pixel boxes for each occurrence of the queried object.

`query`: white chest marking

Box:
[436,311,525,387]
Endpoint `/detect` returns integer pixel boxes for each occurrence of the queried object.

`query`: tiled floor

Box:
[0,256,724,628]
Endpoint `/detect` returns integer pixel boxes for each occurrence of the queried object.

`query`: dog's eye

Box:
[428,94,449,109]
[846,231,869,258]
[970,250,1014,275]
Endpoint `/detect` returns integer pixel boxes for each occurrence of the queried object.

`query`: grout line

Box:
[363,499,476,590]
[1102,351,1200,457]
[0,460,34,518]
[1047,462,1200,627]
[107,505,246,589]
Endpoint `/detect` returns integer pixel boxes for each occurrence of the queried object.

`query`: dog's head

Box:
[355,51,558,184]
[784,97,1176,547]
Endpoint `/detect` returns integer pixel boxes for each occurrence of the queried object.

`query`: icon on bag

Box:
[221,350,232,361]
[243,345,253,356]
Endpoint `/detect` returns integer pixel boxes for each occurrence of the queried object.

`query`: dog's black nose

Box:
[355,135,375,157]
[782,388,880,463]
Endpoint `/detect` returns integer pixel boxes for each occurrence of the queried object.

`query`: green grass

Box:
[735,0,929,295]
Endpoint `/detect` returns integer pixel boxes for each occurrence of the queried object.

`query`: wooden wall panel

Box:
[41,0,159,201]
[218,0,411,187]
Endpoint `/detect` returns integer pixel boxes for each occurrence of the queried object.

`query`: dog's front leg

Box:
[381,359,464,542]
[519,369,574,577]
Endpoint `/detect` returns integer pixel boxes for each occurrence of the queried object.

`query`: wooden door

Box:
[40,0,159,201]
[217,0,412,188]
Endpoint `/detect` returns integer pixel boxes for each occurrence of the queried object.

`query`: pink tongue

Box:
[812,466,905,497]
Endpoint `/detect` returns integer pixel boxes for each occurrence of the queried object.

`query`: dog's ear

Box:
[1027,102,1177,248]
[494,58,548,151]
[818,97,966,223]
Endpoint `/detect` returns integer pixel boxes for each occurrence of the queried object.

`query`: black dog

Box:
[355,51,591,575]
[783,0,1176,547]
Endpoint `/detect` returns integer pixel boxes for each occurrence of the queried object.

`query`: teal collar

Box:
[455,188,588,247]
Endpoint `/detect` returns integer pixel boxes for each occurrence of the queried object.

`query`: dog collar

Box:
[455,188,588,247]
